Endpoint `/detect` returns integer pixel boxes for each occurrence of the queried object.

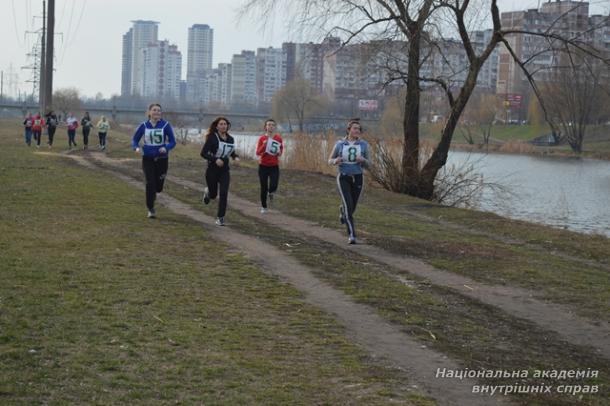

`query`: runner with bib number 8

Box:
[328,119,369,244]
[201,116,239,226]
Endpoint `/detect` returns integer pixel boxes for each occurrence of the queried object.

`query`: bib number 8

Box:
[347,147,358,162]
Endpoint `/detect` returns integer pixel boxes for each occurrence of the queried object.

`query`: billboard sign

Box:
[358,99,378,111]
[505,93,522,108]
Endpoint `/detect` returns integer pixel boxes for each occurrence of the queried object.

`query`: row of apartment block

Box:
[120,1,609,107]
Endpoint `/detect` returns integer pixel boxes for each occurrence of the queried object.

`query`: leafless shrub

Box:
[369,138,512,207]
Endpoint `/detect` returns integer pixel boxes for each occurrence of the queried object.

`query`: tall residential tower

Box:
[186,24,214,103]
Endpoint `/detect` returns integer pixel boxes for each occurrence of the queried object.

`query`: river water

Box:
[448,151,610,237]
[191,131,610,237]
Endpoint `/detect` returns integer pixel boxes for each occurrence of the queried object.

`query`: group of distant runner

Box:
[22,111,110,150]
[22,102,369,244]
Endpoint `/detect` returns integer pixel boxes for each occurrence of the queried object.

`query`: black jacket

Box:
[200,132,238,170]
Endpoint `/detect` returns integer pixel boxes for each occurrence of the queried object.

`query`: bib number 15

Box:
[148,129,163,145]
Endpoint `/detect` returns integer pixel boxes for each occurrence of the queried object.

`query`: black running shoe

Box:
[203,187,210,205]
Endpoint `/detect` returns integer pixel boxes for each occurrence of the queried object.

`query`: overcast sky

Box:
[1,0,608,98]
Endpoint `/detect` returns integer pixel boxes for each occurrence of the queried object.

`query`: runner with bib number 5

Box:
[131,103,177,219]
[201,117,239,226]
[328,119,369,244]
[255,118,284,213]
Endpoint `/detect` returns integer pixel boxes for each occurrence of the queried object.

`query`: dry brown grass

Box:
[283,131,336,176]
[497,140,536,153]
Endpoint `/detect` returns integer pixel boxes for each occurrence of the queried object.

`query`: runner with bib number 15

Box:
[131,103,177,219]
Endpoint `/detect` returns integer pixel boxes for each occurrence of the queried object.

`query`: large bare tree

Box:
[540,52,608,153]
[243,0,609,199]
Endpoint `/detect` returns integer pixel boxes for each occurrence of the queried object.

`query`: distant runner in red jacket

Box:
[255,118,284,213]
[31,113,45,148]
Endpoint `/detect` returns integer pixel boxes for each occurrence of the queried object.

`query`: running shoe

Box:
[203,187,210,205]
[260,207,268,214]
[215,217,225,226]
[348,236,356,245]
[147,209,156,219]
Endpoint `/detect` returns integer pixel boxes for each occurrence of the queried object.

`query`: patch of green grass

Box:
[0,121,432,405]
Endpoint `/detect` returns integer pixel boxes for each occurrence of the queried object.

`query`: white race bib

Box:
[215,140,235,158]
[341,144,362,164]
[144,128,164,146]
[265,139,282,156]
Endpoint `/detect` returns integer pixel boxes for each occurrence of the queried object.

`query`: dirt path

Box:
[58,152,514,406]
[84,152,610,359]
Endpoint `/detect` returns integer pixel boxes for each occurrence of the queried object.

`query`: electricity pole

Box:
[44,0,55,113]
[39,0,46,112]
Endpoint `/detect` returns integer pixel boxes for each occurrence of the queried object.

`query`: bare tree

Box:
[53,87,81,119]
[243,0,609,200]
[272,77,328,132]
[459,91,499,147]
[540,53,608,153]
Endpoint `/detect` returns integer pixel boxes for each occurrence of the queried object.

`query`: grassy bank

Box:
[6,119,608,404]
[0,122,430,405]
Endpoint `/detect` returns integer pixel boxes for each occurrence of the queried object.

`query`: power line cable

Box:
[10,0,24,47]
[66,0,87,48]
[58,0,68,28]
[58,0,77,66]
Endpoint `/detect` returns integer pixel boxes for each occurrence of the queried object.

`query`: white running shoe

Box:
[147,209,156,219]
[215,217,225,226]
[260,207,268,214]
[348,236,356,245]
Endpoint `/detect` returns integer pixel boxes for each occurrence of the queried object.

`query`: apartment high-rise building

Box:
[130,21,160,96]
[472,29,499,92]
[256,47,287,104]
[141,40,182,99]
[218,63,232,106]
[121,29,133,96]
[187,24,214,102]
[230,51,257,105]
[496,1,593,96]
[283,42,325,93]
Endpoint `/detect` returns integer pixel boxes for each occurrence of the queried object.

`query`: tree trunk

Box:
[418,66,481,199]
[400,29,422,196]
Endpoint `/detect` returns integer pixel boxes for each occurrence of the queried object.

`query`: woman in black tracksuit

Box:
[328,119,370,244]
[200,117,239,226]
